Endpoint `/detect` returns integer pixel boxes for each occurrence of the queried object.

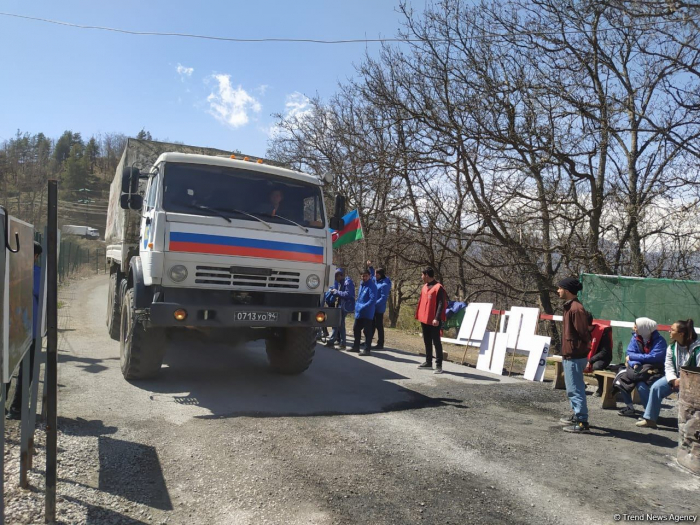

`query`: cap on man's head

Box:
[557,277,582,295]
[34,241,43,256]
[422,267,435,278]
[335,268,344,276]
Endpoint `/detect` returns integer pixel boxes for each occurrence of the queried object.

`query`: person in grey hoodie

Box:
[368,262,392,350]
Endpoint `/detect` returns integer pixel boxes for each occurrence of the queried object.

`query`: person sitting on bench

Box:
[616,317,666,418]
[635,319,700,429]
[584,312,613,397]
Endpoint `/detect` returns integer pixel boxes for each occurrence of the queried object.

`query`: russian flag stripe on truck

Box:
[169,231,324,263]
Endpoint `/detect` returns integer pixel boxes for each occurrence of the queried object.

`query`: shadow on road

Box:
[56,418,173,513]
[128,340,464,419]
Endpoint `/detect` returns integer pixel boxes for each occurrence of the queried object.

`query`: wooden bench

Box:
[550,358,641,409]
[594,370,641,409]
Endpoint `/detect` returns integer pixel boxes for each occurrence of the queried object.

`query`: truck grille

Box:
[195,265,301,289]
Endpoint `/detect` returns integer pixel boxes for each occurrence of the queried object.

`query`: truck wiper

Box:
[184,203,232,223]
[259,213,308,233]
[216,208,272,230]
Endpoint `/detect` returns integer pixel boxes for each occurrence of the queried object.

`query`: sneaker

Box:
[371,344,384,350]
[359,350,371,356]
[559,414,577,425]
[618,407,637,418]
[347,347,360,353]
[325,341,336,348]
[635,418,657,429]
[6,407,21,420]
[417,362,432,369]
[562,421,590,433]
[434,366,443,374]
[337,345,346,351]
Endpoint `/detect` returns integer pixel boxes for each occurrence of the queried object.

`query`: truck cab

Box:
[106,140,344,379]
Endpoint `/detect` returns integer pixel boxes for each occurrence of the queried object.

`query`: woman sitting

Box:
[636,319,700,429]
[616,317,666,418]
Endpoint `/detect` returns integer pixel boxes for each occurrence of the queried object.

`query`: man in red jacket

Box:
[557,277,592,433]
[415,267,448,374]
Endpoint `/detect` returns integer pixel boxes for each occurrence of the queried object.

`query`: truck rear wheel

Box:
[265,328,316,375]
[106,272,121,340]
[120,288,165,380]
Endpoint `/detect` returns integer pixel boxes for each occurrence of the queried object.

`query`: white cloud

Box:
[256,84,269,96]
[206,74,261,128]
[176,63,194,80]
[284,92,311,120]
[267,92,312,138]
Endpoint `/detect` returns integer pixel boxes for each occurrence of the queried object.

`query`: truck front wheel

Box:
[106,272,121,340]
[265,328,316,375]
[120,288,165,380]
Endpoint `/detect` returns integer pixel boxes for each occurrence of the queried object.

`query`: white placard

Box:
[456,303,492,344]
[476,331,496,371]
[522,336,551,382]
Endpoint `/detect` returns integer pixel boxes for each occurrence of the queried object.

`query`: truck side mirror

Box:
[120,194,143,210]
[334,194,346,219]
[121,166,141,194]
[329,217,344,231]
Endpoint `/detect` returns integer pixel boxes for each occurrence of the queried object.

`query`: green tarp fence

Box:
[580,273,700,362]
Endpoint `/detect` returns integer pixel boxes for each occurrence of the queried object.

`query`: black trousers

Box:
[421,322,443,366]
[353,318,373,350]
[591,360,608,392]
[372,312,385,347]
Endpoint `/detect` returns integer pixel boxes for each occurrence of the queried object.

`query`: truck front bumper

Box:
[149,302,342,328]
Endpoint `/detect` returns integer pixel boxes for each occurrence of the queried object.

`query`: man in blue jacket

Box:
[7,241,42,419]
[368,262,392,350]
[326,268,355,350]
[350,268,377,356]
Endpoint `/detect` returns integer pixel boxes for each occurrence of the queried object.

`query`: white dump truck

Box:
[105,138,345,379]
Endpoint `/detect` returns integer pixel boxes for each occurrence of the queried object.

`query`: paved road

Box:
[51,276,699,524]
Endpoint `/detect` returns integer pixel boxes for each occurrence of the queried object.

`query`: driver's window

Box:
[145,172,158,211]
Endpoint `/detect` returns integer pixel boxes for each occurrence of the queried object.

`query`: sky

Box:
[0,1,416,157]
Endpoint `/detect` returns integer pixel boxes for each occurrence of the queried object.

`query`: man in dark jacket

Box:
[557,277,592,433]
[368,262,392,350]
[350,268,377,355]
[415,267,448,374]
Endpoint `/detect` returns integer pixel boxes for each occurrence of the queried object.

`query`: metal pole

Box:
[460,310,480,366]
[19,351,30,488]
[45,180,58,523]
[0,384,5,525]
[508,314,524,377]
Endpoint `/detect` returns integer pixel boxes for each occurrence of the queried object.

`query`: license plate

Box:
[234,311,279,322]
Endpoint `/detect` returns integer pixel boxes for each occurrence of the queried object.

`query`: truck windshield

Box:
[161,162,325,228]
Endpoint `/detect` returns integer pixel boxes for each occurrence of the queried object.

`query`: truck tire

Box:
[265,327,316,375]
[120,288,165,380]
[106,272,121,340]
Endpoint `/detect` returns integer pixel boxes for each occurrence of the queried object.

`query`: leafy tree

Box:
[136,128,152,141]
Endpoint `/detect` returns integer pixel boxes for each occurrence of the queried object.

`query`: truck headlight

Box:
[169,265,188,282]
[306,274,320,289]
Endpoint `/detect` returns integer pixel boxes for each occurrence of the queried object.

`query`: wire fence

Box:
[58,241,107,282]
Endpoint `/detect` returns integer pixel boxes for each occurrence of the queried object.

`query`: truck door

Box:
[140,175,157,252]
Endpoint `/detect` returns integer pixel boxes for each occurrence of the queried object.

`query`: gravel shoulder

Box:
[4,275,699,524]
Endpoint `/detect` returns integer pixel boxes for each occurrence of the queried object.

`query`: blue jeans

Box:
[328,314,347,346]
[643,377,674,421]
[564,358,589,422]
[619,381,651,409]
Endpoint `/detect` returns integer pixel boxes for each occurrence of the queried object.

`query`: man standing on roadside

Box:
[326,269,354,350]
[368,261,392,350]
[415,267,447,374]
[350,268,377,356]
[557,277,592,434]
